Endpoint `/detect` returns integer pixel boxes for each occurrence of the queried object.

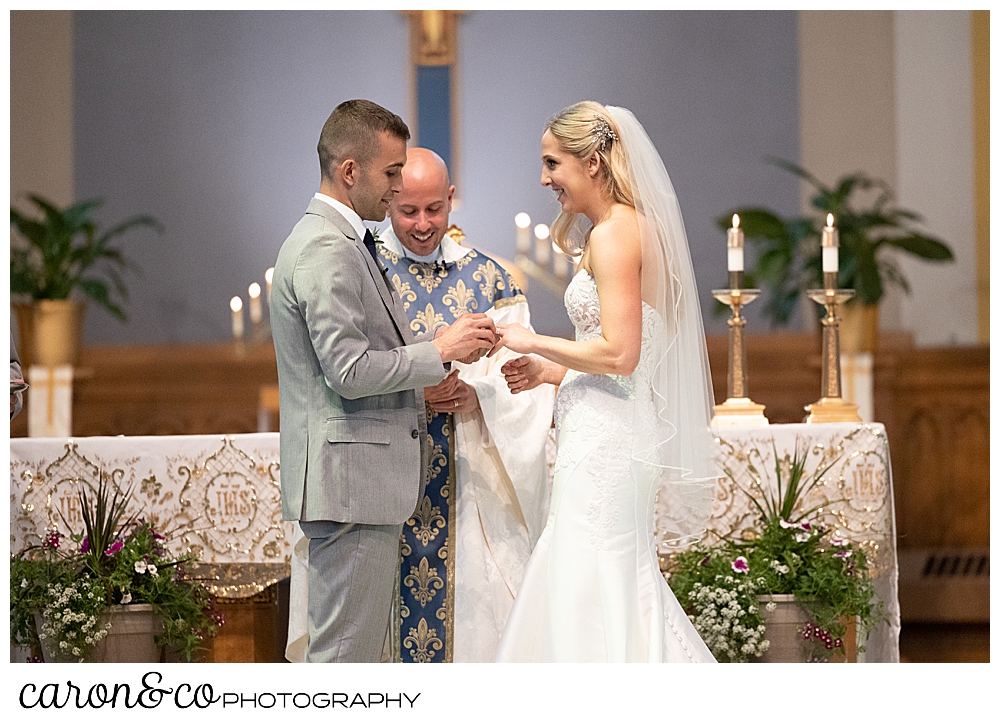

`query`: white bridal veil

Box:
[606,105,717,551]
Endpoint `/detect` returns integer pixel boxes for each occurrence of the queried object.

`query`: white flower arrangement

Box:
[686,578,770,662]
[36,579,112,663]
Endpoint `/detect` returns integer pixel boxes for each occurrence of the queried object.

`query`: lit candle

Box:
[534,223,550,265]
[265,267,274,306]
[515,213,531,255]
[248,283,262,324]
[821,213,839,273]
[230,296,244,340]
[727,214,744,272]
[552,242,569,278]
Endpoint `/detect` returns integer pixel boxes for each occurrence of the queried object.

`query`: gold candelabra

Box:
[711,268,768,426]
[804,275,861,423]
[804,217,861,423]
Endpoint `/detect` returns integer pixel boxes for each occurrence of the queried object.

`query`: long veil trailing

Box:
[605,106,717,551]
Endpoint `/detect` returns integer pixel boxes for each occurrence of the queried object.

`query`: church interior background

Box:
[9,9,989,667]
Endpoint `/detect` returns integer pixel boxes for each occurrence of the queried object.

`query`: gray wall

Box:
[74,10,799,344]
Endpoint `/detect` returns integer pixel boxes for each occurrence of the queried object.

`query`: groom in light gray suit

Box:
[270,99,497,662]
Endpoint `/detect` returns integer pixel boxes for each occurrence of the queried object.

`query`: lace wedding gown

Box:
[495,269,716,662]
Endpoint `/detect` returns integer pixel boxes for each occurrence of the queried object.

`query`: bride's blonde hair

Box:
[545,101,634,255]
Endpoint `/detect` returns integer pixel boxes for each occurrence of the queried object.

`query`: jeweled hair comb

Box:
[591,116,618,150]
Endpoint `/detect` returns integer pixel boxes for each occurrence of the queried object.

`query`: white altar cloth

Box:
[10,433,290,597]
[10,425,899,661]
[702,422,900,662]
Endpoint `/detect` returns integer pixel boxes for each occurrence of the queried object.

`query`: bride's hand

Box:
[492,323,535,356]
[501,355,548,394]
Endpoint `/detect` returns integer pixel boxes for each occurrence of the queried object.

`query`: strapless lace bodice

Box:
[562,269,663,385]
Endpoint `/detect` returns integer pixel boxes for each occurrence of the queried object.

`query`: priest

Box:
[287,148,555,663]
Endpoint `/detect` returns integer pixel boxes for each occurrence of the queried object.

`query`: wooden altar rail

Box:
[11,333,988,554]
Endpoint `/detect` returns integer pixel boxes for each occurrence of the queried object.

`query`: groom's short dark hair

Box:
[318,100,410,180]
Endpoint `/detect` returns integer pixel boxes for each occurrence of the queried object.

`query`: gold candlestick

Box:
[711,275,768,426]
[804,284,861,423]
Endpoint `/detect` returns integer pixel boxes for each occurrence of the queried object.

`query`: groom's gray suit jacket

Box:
[270,198,448,525]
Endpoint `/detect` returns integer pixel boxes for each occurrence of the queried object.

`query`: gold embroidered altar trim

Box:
[666,424,897,581]
[11,435,293,600]
[183,562,291,599]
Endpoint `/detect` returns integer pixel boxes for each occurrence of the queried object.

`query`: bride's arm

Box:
[497,217,643,376]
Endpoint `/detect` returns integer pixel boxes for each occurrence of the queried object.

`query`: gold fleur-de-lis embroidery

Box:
[379,246,401,265]
[391,274,418,312]
[411,262,445,293]
[441,279,478,318]
[407,494,445,546]
[426,442,447,482]
[404,556,444,607]
[473,260,505,303]
[505,271,524,295]
[410,303,446,336]
[403,617,443,663]
[454,251,475,271]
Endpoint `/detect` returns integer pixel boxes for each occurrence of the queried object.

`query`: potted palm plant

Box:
[10,195,161,367]
[716,159,953,352]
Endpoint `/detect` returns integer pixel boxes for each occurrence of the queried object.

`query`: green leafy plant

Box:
[716,158,953,326]
[666,439,882,662]
[10,195,162,320]
[10,476,222,662]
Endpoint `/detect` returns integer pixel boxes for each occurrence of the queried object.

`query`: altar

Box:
[10,433,290,662]
[704,422,900,662]
[11,424,899,663]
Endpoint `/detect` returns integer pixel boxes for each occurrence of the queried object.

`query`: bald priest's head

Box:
[388,147,456,257]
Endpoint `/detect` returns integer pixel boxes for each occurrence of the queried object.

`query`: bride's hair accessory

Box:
[590,116,618,150]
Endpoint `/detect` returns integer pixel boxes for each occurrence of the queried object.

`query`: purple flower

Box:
[43,531,61,549]
[104,540,124,556]
[834,550,852,559]
[80,537,90,554]
[799,522,812,531]
[779,519,796,529]
[700,555,711,567]
[732,556,749,574]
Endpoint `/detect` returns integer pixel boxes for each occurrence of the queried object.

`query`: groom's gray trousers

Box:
[299,520,402,663]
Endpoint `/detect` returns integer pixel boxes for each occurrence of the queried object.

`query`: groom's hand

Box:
[424,370,480,414]
[431,313,497,364]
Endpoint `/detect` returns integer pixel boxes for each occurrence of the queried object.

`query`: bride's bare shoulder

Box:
[589,205,641,258]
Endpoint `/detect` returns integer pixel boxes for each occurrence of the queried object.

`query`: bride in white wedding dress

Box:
[492,102,717,662]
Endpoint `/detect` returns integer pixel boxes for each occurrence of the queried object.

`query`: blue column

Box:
[416,65,451,169]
